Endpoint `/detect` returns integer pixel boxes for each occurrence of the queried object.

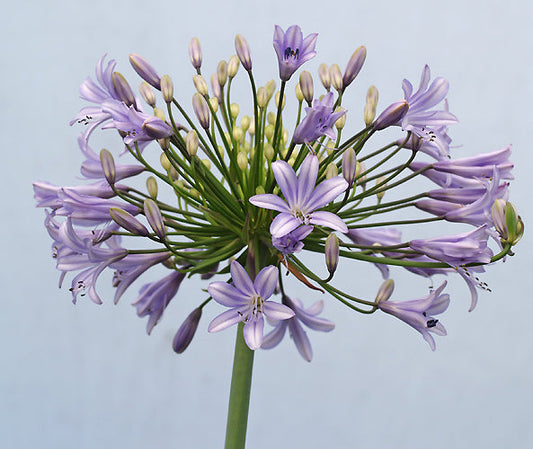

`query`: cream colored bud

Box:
[193,75,208,96]
[366,85,379,105]
[139,81,156,107]
[217,145,225,158]
[243,141,252,153]
[228,55,239,78]
[153,107,166,120]
[160,74,174,103]
[217,60,228,87]
[233,127,244,142]
[267,111,276,125]
[299,70,314,104]
[160,153,171,171]
[265,124,275,142]
[282,128,289,145]
[230,103,239,119]
[325,162,338,179]
[329,64,343,92]
[275,91,286,109]
[186,130,198,157]
[189,188,201,199]
[237,151,248,170]
[376,279,394,303]
[146,176,158,199]
[248,118,255,135]
[255,185,265,195]
[265,79,276,98]
[335,107,346,130]
[157,137,169,150]
[209,97,219,113]
[169,166,179,181]
[201,159,211,170]
[295,83,304,102]
[319,63,331,90]
[357,161,366,186]
[376,177,386,200]
[257,87,269,109]
[264,143,274,161]
[240,115,250,131]
[364,85,379,125]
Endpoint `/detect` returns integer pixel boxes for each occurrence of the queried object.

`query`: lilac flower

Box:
[272,225,314,255]
[292,92,346,144]
[347,227,403,258]
[208,261,294,350]
[409,225,493,267]
[273,25,318,81]
[33,180,117,208]
[378,282,450,351]
[410,161,485,189]
[249,154,348,238]
[133,271,186,334]
[262,297,335,362]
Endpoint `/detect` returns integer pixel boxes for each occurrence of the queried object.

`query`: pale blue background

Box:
[2,0,532,448]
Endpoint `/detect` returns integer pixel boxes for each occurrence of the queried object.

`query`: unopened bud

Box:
[237,152,248,170]
[295,83,304,102]
[228,55,239,78]
[282,128,289,145]
[112,72,135,107]
[158,137,170,151]
[142,116,173,140]
[189,37,202,70]
[357,161,366,187]
[373,100,409,130]
[325,162,338,179]
[275,91,286,109]
[264,143,274,160]
[189,188,201,199]
[342,46,366,89]
[110,208,149,236]
[202,159,211,170]
[265,79,276,99]
[364,85,379,125]
[335,107,346,130]
[341,149,356,187]
[173,308,202,354]
[376,177,386,201]
[299,71,314,104]
[193,74,208,96]
[160,74,174,103]
[325,233,340,275]
[376,279,394,303]
[329,64,343,92]
[230,103,239,119]
[267,112,276,126]
[169,165,179,181]
[209,97,219,113]
[217,60,228,87]
[100,149,116,185]
[240,115,250,132]
[192,93,210,129]
[248,118,255,136]
[129,54,161,89]
[492,200,524,245]
[318,63,331,90]
[257,87,269,108]
[265,124,274,142]
[232,127,244,142]
[146,176,158,199]
[144,199,166,240]
[139,82,156,108]
[209,74,221,102]
[255,185,265,195]
[160,153,171,171]
[186,130,199,157]
[153,107,166,121]
[235,34,252,71]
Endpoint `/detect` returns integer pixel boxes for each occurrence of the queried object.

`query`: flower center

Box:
[292,208,311,224]
[284,47,300,61]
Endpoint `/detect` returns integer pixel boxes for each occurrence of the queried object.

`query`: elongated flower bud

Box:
[160,153,171,171]
[235,34,252,71]
[192,93,210,129]
[100,149,116,185]
[329,64,343,92]
[295,83,304,102]
[217,60,228,87]
[189,37,202,70]
[342,148,357,187]
[110,207,149,236]
[112,72,135,107]
[265,79,276,99]
[275,91,286,109]
[159,74,173,103]
[373,100,409,130]
[230,103,240,119]
[376,177,386,201]
[129,54,161,89]
[240,115,250,132]
[325,162,338,179]
[186,130,199,157]
[146,176,158,199]
[342,46,366,89]
[492,200,524,245]
[299,71,314,104]
[364,85,379,125]
[139,81,156,107]
[142,116,173,140]
[193,74,208,97]
[318,63,330,90]
[173,307,202,354]
[325,233,340,275]
[144,198,166,240]
[335,107,346,130]
[228,55,239,78]
[376,279,394,303]
[257,87,269,108]
[237,151,248,170]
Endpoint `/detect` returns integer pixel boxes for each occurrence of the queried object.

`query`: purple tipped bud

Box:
[160,75,174,103]
[192,93,210,129]
[373,100,409,130]
[100,149,116,185]
[235,34,252,71]
[173,307,202,354]
[110,207,150,236]
[325,233,340,275]
[189,37,202,70]
[342,148,357,187]
[376,279,395,303]
[329,64,343,92]
[217,60,228,87]
[142,116,173,140]
[342,46,366,89]
[144,198,166,240]
[318,63,330,90]
[139,81,156,107]
[299,71,314,104]
[129,53,161,90]
[112,72,135,107]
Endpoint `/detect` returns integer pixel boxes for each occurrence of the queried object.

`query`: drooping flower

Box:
[272,225,314,255]
[262,297,335,362]
[273,25,318,81]
[292,92,346,144]
[208,261,294,350]
[249,154,348,238]
[378,281,450,351]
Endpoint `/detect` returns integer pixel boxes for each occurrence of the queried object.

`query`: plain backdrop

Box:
[2,0,532,448]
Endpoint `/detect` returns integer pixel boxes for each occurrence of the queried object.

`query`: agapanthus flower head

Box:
[249,154,348,238]
[273,25,318,81]
[378,281,450,351]
[208,261,294,350]
[293,92,346,144]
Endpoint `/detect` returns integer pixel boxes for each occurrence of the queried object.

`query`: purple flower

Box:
[410,161,485,189]
[378,282,450,351]
[33,180,117,209]
[262,297,335,362]
[249,154,348,238]
[409,225,493,267]
[133,271,186,334]
[272,225,314,255]
[273,25,318,81]
[207,261,294,350]
[292,92,346,144]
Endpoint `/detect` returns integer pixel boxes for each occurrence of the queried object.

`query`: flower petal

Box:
[272,160,298,206]
[230,261,256,297]
[254,265,278,299]
[264,301,295,320]
[270,213,301,238]
[305,177,348,211]
[288,319,313,362]
[249,193,290,213]
[243,318,264,350]
[208,282,249,307]
[297,155,319,206]
[261,322,288,349]
[208,309,243,333]
[309,211,348,233]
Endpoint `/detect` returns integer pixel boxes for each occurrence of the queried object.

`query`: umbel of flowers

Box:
[34,25,523,359]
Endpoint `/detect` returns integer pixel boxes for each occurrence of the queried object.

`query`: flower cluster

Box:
[34,24,523,359]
